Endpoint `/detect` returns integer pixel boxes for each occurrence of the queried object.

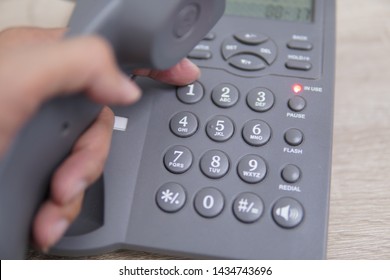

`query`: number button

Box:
[156,183,186,213]
[206,116,234,142]
[242,120,271,146]
[247,88,275,112]
[200,150,230,179]
[194,187,224,218]
[237,155,267,184]
[177,82,204,104]
[164,146,193,174]
[211,84,239,108]
[170,112,198,138]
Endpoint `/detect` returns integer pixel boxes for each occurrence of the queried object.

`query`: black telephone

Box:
[1,0,336,260]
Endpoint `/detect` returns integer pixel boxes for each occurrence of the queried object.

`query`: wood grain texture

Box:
[1,0,390,259]
[328,0,390,259]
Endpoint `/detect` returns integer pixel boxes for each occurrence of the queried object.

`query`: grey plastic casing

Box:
[0,0,225,259]
[51,0,336,259]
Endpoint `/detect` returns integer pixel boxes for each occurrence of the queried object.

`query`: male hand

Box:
[0,27,200,252]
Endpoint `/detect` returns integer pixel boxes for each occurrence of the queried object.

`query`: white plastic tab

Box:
[113,116,128,131]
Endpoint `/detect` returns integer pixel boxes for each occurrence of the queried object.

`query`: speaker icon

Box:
[275,204,300,222]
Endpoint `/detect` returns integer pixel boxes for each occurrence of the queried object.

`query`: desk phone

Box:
[1,0,336,260]
[54,0,335,259]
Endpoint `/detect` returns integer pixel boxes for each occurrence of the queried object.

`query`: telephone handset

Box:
[0,0,225,259]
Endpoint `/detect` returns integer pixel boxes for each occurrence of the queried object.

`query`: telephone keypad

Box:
[160,81,305,228]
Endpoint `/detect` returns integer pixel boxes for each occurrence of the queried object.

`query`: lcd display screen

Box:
[225,0,314,22]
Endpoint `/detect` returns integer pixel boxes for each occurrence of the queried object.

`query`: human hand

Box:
[0,27,200,252]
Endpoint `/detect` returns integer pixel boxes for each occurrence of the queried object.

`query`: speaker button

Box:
[272,197,304,228]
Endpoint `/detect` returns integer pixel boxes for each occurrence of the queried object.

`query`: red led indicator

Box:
[292,84,303,94]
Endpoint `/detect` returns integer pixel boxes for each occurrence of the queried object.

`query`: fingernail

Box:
[120,74,141,103]
[43,219,69,253]
[181,58,201,79]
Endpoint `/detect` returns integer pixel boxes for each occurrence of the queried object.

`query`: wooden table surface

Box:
[1,0,389,260]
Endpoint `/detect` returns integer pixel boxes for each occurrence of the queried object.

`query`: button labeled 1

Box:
[177,82,204,104]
